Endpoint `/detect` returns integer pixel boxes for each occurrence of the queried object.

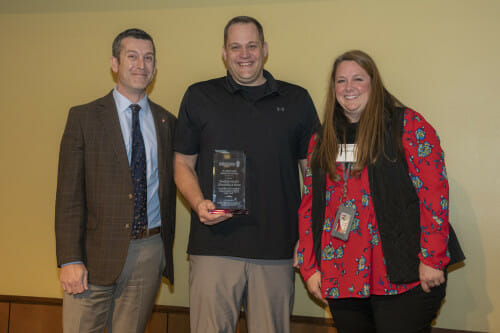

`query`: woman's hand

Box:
[419,262,445,293]
[306,271,328,305]
[293,241,300,268]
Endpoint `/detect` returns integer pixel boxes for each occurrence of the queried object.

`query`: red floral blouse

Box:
[298,109,450,298]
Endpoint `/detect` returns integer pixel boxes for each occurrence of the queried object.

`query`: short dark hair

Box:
[112,28,155,61]
[223,16,265,46]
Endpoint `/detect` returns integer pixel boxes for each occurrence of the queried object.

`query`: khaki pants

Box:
[189,255,295,333]
[62,234,165,333]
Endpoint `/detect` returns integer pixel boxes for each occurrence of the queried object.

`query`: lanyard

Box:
[342,162,351,200]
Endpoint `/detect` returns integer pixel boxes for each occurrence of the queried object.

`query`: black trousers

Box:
[327,283,446,333]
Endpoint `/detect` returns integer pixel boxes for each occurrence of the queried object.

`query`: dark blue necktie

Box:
[130,104,148,238]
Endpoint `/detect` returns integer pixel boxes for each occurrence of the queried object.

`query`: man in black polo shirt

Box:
[174,16,318,332]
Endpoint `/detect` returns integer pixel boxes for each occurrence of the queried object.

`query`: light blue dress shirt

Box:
[113,88,161,230]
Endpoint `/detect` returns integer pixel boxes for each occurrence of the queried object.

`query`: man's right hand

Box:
[175,152,231,226]
[60,263,88,295]
[196,199,232,225]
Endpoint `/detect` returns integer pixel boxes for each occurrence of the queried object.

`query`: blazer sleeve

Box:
[55,107,87,267]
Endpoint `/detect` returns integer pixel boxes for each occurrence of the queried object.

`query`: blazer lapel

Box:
[150,101,170,197]
[97,92,131,173]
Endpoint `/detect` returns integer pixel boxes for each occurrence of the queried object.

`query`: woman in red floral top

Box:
[298,50,463,333]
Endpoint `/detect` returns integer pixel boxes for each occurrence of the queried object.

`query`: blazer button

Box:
[128,193,133,200]
[125,224,130,229]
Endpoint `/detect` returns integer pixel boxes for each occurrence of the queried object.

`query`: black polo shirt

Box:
[175,71,319,259]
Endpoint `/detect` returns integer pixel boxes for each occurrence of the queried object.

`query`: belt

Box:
[134,227,161,239]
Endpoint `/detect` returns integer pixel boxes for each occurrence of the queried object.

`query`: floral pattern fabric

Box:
[298,109,450,298]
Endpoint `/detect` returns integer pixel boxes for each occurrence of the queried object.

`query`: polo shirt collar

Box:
[224,70,279,96]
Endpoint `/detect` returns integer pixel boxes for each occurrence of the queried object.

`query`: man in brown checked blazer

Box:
[55,28,176,332]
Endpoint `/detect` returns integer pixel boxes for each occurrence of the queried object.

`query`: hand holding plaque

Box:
[211,150,248,215]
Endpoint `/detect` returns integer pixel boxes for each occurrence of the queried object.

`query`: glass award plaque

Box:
[211,150,248,215]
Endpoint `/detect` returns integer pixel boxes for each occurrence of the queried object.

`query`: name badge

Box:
[336,144,357,162]
[331,203,356,241]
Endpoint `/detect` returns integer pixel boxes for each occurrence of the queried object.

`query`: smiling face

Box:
[110,37,156,102]
[222,23,268,86]
[334,60,372,123]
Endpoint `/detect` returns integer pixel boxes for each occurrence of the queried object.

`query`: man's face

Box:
[110,37,156,100]
[222,23,268,86]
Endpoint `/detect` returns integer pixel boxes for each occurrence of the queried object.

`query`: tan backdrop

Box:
[0,0,498,331]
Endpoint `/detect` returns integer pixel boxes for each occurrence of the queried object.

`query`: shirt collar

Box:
[224,70,279,96]
[112,87,150,114]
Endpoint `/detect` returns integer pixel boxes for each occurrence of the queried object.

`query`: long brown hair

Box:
[311,50,404,180]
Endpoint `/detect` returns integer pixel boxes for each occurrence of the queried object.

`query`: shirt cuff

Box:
[61,261,84,267]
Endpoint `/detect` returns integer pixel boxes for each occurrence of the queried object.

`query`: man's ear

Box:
[110,56,119,74]
[222,45,227,63]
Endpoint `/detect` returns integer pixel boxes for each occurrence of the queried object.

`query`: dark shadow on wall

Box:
[441,177,492,332]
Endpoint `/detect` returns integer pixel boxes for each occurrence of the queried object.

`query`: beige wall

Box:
[0,0,498,331]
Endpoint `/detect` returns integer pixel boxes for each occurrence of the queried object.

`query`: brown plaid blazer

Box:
[55,91,177,285]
